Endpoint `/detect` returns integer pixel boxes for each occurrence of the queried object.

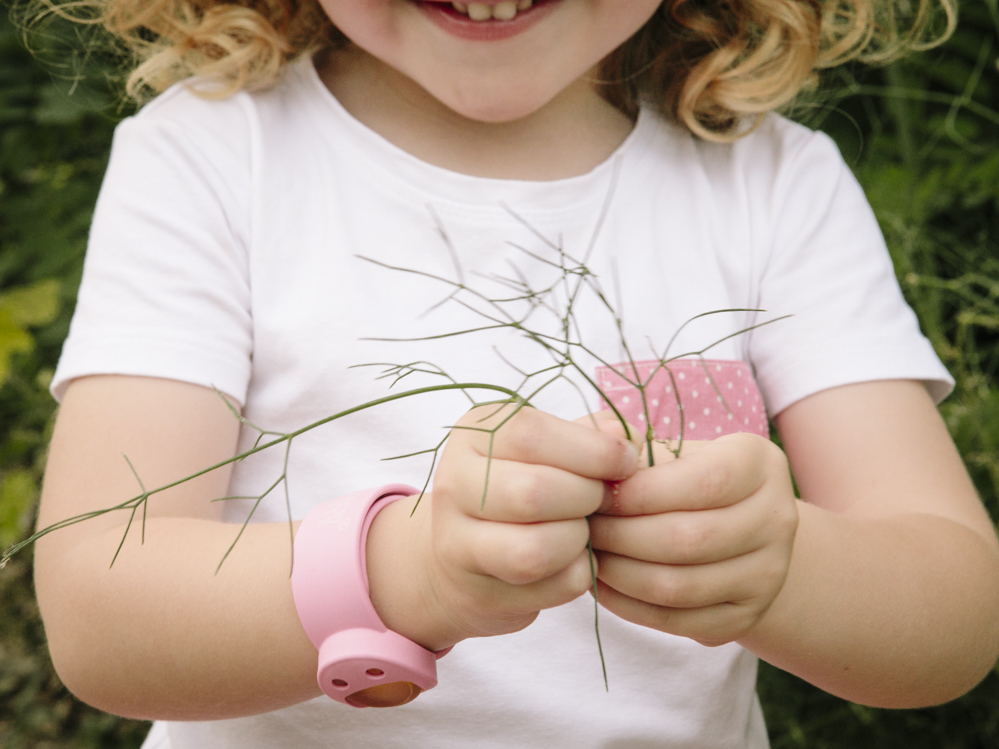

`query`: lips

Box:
[416,0,559,41]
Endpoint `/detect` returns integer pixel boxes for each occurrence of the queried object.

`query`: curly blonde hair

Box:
[39,0,955,141]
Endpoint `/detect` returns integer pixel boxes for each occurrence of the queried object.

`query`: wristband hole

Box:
[366,668,385,677]
[331,679,349,689]
[346,681,422,708]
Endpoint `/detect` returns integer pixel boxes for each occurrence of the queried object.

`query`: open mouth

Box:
[416,0,558,39]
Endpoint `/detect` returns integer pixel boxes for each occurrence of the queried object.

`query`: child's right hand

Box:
[35,382,638,717]
[365,404,642,652]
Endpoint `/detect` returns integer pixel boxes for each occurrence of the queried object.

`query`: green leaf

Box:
[0,469,37,548]
[0,279,60,327]
[0,310,33,385]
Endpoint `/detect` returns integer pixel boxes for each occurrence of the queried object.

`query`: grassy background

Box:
[1,2,997,746]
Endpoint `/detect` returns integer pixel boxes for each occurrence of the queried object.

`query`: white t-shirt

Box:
[53,55,951,749]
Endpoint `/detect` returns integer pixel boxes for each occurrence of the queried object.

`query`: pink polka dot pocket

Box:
[595,359,769,441]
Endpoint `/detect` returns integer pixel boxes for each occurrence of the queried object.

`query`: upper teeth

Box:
[452,0,533,21]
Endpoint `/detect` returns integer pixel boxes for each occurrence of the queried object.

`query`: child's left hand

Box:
[587,427,799,646]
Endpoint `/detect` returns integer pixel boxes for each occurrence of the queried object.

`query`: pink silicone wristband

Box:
[291,484,445,706]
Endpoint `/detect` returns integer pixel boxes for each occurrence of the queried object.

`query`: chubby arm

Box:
[34,375,323,720]
[590,380,999,708]
[35,377,640,720]
[750,379,999,706]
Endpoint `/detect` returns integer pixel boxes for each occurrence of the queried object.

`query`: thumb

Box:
[576,411,646,514]
[575,410,644,451]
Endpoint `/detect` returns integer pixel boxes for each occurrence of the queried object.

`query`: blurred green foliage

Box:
[761,2,999,746]
[0,0,997,747]
[0,6,149,747]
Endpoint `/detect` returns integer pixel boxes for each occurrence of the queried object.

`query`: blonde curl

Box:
[599,0,956,140]
[29,0,956,139]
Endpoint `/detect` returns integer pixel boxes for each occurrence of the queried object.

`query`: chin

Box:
[427,80,562,124]
[449,100,548,124]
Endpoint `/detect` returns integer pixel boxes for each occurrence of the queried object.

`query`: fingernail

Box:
[624,441,640,472]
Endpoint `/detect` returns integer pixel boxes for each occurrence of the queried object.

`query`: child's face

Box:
[317,0,663,123]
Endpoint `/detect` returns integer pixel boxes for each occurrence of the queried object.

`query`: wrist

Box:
[365,491,464,653]
[291,486,451,707]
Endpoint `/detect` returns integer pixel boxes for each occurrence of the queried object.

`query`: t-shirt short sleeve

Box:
[742,125,952,415]
[51,89,254,404]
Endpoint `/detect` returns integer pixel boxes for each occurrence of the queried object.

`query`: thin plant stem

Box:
[588,540,609,692]
[3,205,788,693]
[1,382,521,567]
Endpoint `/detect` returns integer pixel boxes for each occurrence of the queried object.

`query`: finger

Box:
[574,410,644,448]
[594,551,775,611]
[593,580,761,646]
[444,515,591,585]
[453,405,640,481]
[441,457,606,522]
[481,550,595,615]
[598,441,708,515]
[602,433,783,515]
[589,493,773,564]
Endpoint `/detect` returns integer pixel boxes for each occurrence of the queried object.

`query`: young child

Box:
[32,1,999,747]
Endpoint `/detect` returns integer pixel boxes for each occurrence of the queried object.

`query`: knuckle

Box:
[775,501,799,537]
[733,605,765,638]
[693,607,755,646]
[648,607,674,633]
[460,404,522,443]
[508,470,547,521]
[696,463,732,504]
[454,406,492,434]
[647,571,690,608]
[430,479,458,510]
[762,439,790,474]
[669,518,710,560]
[760,490,798,542]
[504,408,544,455]
[760,551,792,593]
[566,558,595,598]
[726,432,777,480]
[504,533,554,584]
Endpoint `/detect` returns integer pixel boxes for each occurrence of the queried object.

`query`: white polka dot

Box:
[737,370,742,377]
[689,422,696,429]
[744,418,749,425]
[727,382,733,389]
[703,408,710,416]
[716,364,722,372]
[716,426,723,434]
[638,413,645,421]
[652,399,659,407]
[727,413,733,420]
[663,416,671,425]
[678,372,686,380]
[692,390,699,398]
[622,396,630,404]
[704,377,711,384]
[744,387,749,395]
[717,396,723,402]
[737,400,743,407]
[751,406,757,413]
[666,386,672,394]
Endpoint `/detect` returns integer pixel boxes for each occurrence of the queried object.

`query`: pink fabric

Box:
[595,359,769,441]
